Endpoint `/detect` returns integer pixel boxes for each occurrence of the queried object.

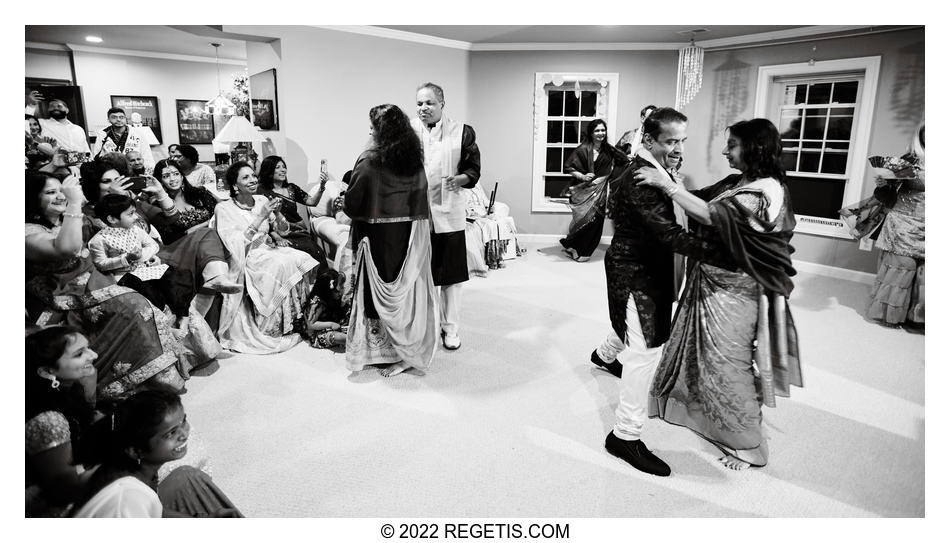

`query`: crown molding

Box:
[471,42,682,51]
[694,25,872,49]
[26,41,70,52]
[63,44,247,65]
[308,25,472,50]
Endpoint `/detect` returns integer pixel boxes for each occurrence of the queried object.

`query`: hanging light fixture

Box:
[204,43,237,116]
[675,35,705,111]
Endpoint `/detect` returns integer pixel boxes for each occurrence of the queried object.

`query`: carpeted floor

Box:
[180,242,924,517]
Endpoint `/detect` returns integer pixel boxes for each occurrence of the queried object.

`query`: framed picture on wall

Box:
[110,95,162,143]
[26,78,88,131]
[251,99,276,130]
[176,99,214,144]
[249,68,279,130]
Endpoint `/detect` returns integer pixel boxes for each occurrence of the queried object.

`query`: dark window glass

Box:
[548,91,563,116]
[547,121,563,144]
[782,140,799,149]
[546,148,562,172]
[564,91,580,117]
[580,120,590,140]
[803,110,827,140]
[830,107,855,116]
[780,111,803,139]
[802,141,823,149]
[827,116,854,140]
[832,81,859,104]
[821,152,848,174]
[825,141,850,150]
[786,175,847,219]
[794,84,808,104]
[565,121,579,144]
[782,150,799,172]
[580,91,597,117]
[807,83,832,104]
[799,150,821,172]
[544,175,573,198]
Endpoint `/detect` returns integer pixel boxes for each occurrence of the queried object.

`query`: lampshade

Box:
[214,115,266,143]
[203,42,238,116]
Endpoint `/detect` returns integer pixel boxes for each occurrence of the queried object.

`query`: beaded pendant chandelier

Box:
[675,37,704,111]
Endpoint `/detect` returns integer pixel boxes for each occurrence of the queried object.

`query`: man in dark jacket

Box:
[592,107,734,476]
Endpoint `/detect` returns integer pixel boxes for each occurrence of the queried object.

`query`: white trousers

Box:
[600,294,664,441]
[439,282,463,336]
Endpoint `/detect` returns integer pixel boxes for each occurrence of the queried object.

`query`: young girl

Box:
[88,194,195,333]
[70,386,241,517]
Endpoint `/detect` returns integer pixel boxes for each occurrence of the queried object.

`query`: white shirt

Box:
[38,118,91,153]
[72,476,162,518]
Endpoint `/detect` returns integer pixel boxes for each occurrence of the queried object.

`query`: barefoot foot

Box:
[379,361,411,378]
[718,456,751,471]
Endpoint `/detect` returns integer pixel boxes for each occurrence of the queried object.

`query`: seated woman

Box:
[175,144,217,191]
[26,114,58,169]
[70,387,242,517]
[311,169,353,270]
[26,171,188,399]
[462,182,521,275]
[211,161,320,353]
[257,155,331,263]
[637,118,802,470]
[26,326,100,517]
[78,157,163,241]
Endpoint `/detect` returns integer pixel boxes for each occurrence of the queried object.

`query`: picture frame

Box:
[249,68,279,130]
[176,99,214,144]
[110,95,162,143]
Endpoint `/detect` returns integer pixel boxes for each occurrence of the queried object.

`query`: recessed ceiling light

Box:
[85,36,102,43]
[676,28,709,35]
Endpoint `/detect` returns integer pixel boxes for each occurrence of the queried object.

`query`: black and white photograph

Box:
[20,15,938,538]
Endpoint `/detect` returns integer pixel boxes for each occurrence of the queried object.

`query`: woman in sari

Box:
[635,118,802,470]
[212,161,320,354]
[257,154,331,263]
[344,104,438,377]
[559,119,629,262]
[26,171,187,399]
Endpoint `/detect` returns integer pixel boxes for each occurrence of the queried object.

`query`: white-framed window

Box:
[531,72,619,213]
[754,57,880,238]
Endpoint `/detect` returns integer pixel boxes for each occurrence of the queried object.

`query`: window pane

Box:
[580,91,597,116]
[803,110,827,140]
[821,152,848,174]
[544,175,573,198]
[799,150,821,172]
[779,111,803,139]
[565,121,580,144]
[546,148,562,172]
[832,81,859,104]
[548,91,563,116]
[825,141,850,150]
[794,84,808,104]
[782,150,798,172]
[786,175,847,219]
[802,141,823,149]
[564,91,580,117]
[547,121,563,144]
[827,116,854,140]
[807,83,832,104]
[782,141,799,149]
[830,107,854,116]
[580,120,590,140]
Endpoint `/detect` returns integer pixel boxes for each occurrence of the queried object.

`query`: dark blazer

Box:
[605,155,735,348]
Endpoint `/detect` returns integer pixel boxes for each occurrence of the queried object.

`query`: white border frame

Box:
[531,72,620,213]
[753,56,881,239]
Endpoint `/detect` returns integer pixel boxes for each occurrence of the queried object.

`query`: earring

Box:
[50,376,60,389]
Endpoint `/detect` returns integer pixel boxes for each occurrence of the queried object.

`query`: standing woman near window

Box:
[559,119,628,262]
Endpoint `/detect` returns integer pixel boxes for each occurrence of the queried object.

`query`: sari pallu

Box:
[649,178,802,467]
[560,142,627,258]
[26,226,185,399]
[211,197,319,354]
[345,219,439,372]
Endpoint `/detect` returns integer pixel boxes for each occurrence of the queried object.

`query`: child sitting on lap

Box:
[88,194,195,335]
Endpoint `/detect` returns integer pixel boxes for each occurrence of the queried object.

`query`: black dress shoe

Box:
[604,432,671,477]
[590,350,622,378]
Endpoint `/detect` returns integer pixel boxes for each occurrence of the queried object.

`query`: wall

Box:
[677,28,924,274]
[230,25,470,189]
[26,47,246,162]
[25,48,73,81]
[468,49,678,237]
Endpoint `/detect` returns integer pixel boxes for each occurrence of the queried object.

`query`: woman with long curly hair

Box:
[344,104,438,377]
[636,118,803,470]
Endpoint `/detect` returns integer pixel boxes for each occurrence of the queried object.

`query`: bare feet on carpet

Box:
[718,456,751,470]
[380,361,411,378]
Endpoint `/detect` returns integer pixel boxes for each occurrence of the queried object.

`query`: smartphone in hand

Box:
[128,176,149,193]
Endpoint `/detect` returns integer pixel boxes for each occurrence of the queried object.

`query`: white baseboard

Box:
[792,259,875,285]
[518,234,875,285]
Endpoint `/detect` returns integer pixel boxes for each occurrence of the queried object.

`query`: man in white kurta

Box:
[411,82,481,350]
[38,99,91,153]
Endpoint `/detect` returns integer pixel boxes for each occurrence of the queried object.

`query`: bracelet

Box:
[63,212,85,219]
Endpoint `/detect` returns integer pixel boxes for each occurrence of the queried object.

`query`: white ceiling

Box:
[25,25,900,59]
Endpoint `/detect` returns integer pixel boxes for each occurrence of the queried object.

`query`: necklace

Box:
[233,196,255,211]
